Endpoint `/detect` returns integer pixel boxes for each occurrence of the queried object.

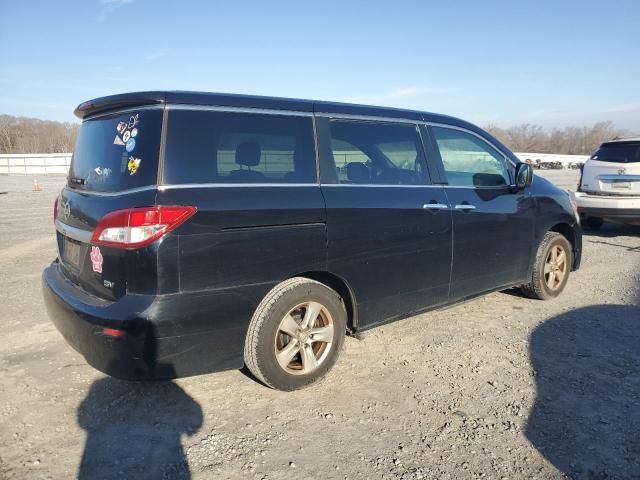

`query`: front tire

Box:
[520,232,572,300]
[244,278,347,390]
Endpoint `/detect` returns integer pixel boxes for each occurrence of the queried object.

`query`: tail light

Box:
[577,164,584,192]
[54,196,59,224]
[92,206,197,249]
[102,327,126,338]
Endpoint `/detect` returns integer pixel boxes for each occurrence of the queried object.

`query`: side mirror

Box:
[514,162,533,190]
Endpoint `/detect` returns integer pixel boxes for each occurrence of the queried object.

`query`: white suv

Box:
[573,138,640,229]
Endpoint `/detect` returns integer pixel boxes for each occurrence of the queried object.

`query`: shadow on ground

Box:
[527,304,640,478]
[582,223,640,239]
[76,322,202,479]
[583,223,640,253]
[77,378,202,479]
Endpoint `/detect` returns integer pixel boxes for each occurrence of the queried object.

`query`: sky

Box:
[1,0,639,132]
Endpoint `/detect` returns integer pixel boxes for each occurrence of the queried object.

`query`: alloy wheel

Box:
[274,301,334,375]
[544,245,567,290]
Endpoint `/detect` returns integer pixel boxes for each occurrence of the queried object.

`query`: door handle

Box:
[422,203,449,211]
[454,204,476,211]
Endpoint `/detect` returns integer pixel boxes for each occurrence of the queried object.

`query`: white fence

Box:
[0,153,72,175]
[0,151,590,176]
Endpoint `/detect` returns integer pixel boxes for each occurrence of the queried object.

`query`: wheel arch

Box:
[548,222,580,270]
[294,271,358,333]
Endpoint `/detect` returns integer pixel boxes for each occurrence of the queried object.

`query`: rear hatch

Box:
[581,141,640,195]
[56,107,163,300]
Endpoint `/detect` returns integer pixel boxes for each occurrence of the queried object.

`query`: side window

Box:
[431,126,510,187]
[330,138,371,183]
[164,110,316,184]
[329,120,428,185]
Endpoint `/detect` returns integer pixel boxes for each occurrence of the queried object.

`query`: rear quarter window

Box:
[68,109,163,192]
[591,142,640,163]
[163,109,316,184]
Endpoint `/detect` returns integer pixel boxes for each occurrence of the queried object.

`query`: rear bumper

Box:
[572,192,640,225]
[43,261,253,380]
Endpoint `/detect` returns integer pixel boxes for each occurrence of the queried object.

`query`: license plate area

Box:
[610,181,631,189]
[63,237,82,270]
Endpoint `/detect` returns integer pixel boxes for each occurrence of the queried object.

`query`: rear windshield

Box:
[163,109,316,184]
[68,109,163,192]
[591,142,640,163]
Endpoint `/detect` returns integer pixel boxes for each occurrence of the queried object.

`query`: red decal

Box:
[90,246,103,273]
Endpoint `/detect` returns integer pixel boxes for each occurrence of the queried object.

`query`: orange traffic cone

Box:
[33,178,42,192]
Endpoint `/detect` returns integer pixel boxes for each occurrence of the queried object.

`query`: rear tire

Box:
[244,278,346,391]
[520,232,572,300]
[585,216,604,231]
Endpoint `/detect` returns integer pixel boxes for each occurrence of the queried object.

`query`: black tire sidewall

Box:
[538,235,572,298]
[254,282,346,390]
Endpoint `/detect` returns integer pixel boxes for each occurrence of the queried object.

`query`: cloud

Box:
[144,48,168,61]
[100,0,134,7]
[345,85,458,105]
[98,0,134,19]
[0,97,74,112]
[381,86,458,99]
[603,102,640,114]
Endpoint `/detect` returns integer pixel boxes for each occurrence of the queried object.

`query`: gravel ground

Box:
[1,172,639,480]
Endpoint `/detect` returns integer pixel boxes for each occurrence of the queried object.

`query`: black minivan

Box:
[43,91,582,390]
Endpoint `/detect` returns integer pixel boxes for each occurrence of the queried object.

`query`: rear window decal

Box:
[115,114,140,151]
[92,167,112,178]
[128,114,139,129]
[127,157,141,175]
[125,138,136,153]
[90,246,103,274]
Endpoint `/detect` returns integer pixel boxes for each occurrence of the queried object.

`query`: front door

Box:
[317,117,453,328]
[429,125,535,301]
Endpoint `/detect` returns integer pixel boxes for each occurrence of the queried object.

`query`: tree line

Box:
[485,121,630,155]
[0,113,632,156]
[0,114,80,154]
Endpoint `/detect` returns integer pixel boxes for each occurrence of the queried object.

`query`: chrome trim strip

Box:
[55,220,93,243]
[440,184,511,190]
[165,104,313,117]
[314,112,419,125]
[320,183,505,190]
[454,204,477,211]
[64,185,157,196]
[598,174,640,182]
[67,182,506,192]
[425,121,517,167]
[319,183,444,188]
[157,183,318,190]
[422,203,449,210]
[575,191,640,199]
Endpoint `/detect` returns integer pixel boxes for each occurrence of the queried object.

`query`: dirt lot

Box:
[1,172,639,480]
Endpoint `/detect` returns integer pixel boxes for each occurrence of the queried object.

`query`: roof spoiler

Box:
[74,91,167,119]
